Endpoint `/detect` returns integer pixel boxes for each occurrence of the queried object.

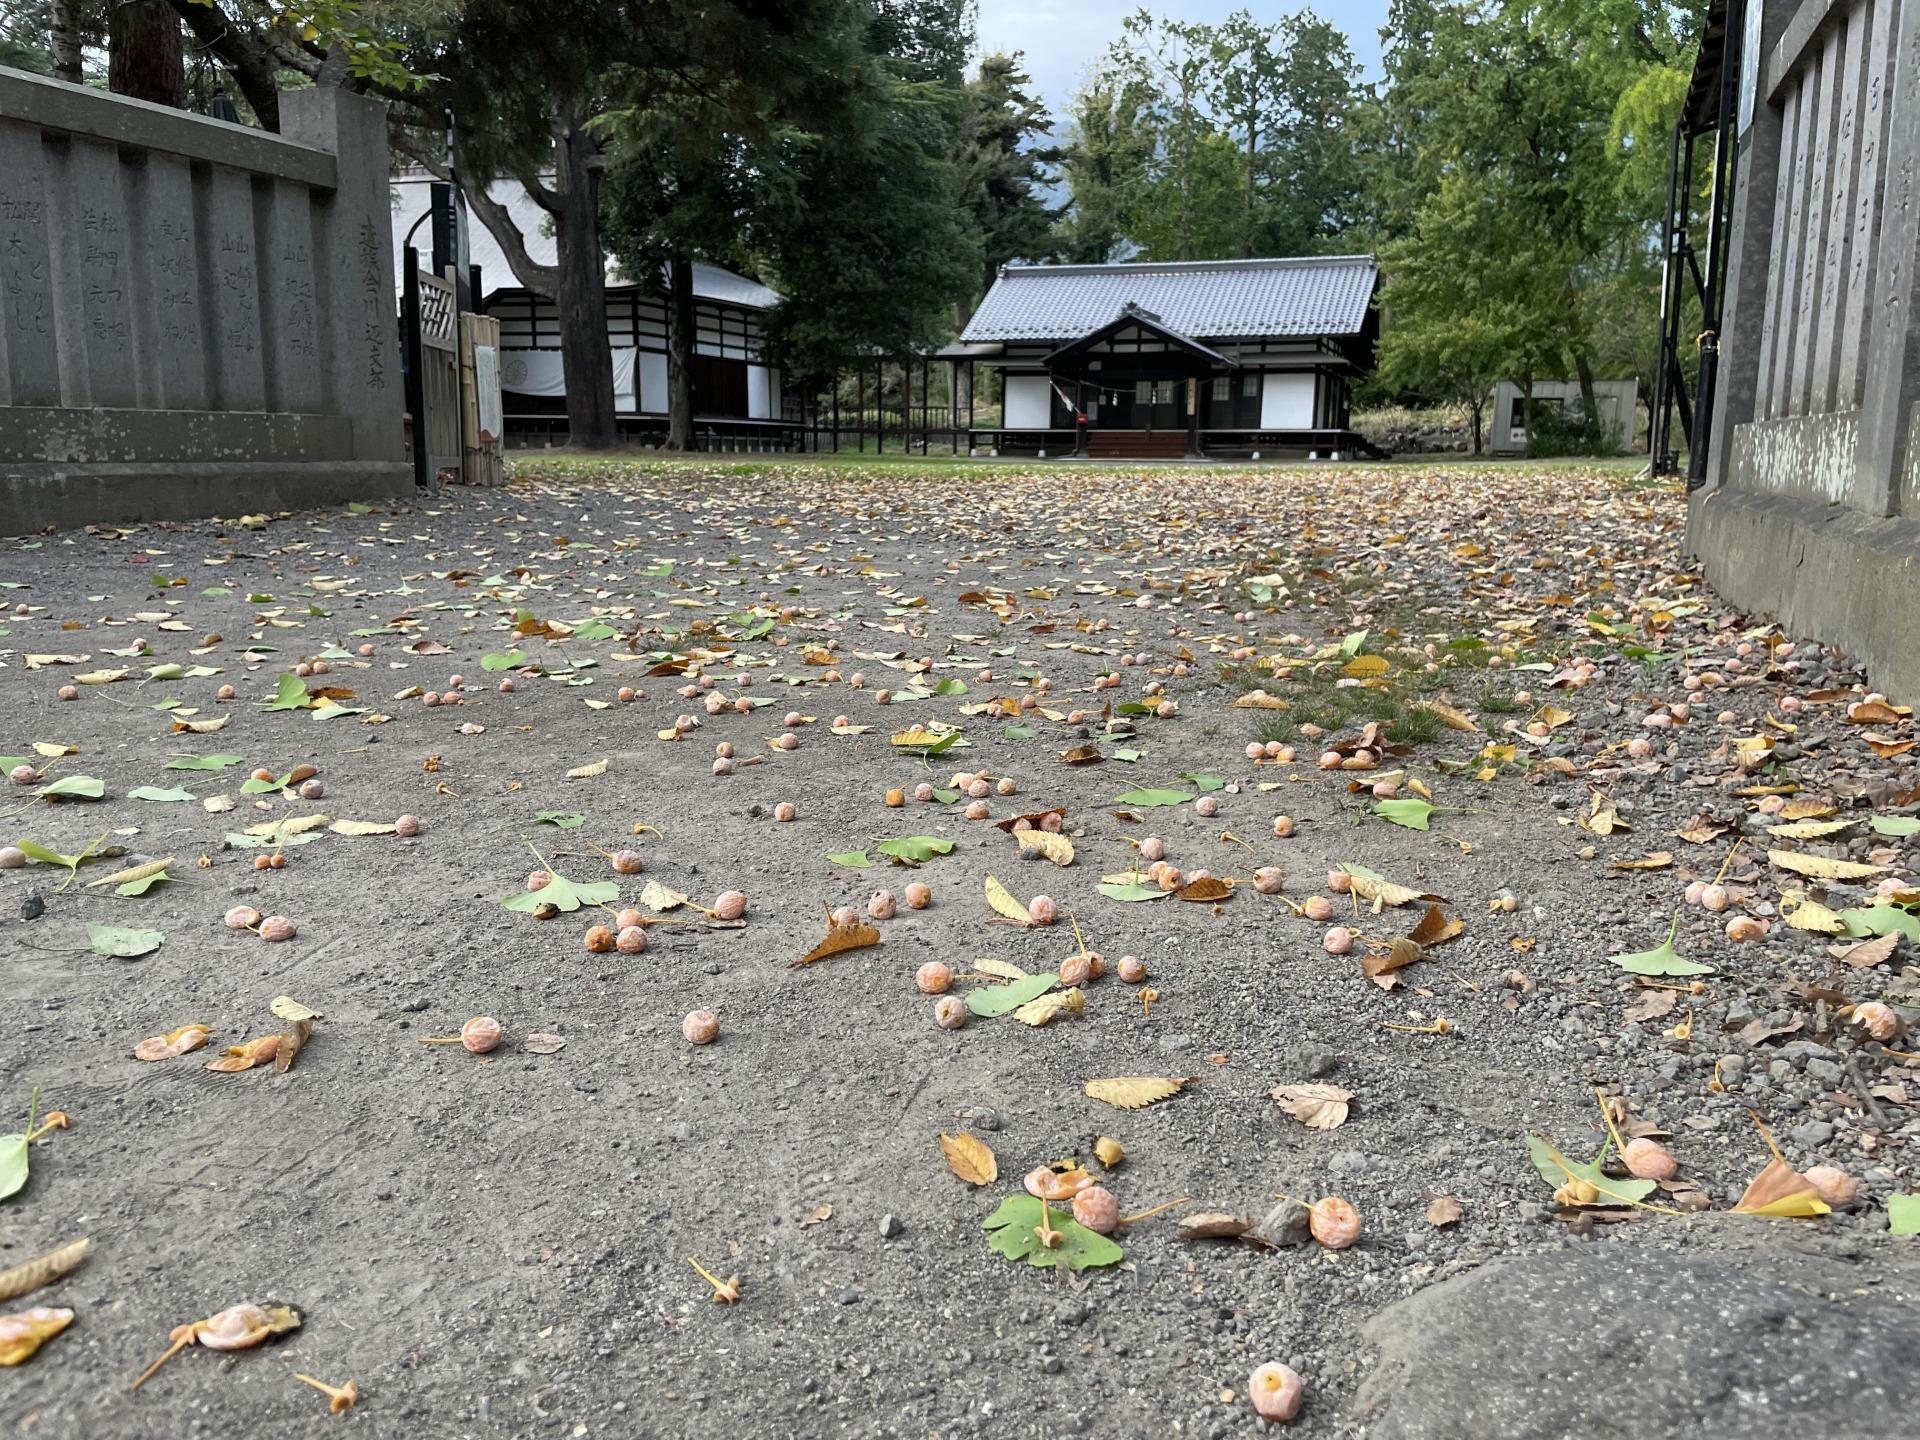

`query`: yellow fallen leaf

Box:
[1783,897,1846,934]
[74,669,129,685]
[328,819,397,836]
[270,997,322,1022]
[1420,699,1480,732]
[85,856,174,888]
[1730,1156,1831,1218]
[1539,703,1575,728]
[1015,830,1074,866]
[171,715,230,734]
[0,1306,73,1366]
[1342,655,1388,678]
[640,880,688,912]
[1610,852,1673,871]
[1013,988,1085,1026]
[31,742,75,758]
[1083,1076,1194,1110]
[1764,818,1855,840]
[1767,850,1885,881]
[938,1131,998,1185]
[983,874,1032,924]
[565,759,608,780]
[974,957,1030,981]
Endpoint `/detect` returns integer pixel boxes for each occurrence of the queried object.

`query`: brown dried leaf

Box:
[1270,1083,1353,1130]
[523,1033,567,1055]
[1178,1212,1257,1241]
[0,1239,90,1305]
[1425,1195,1464,1228]
[1830,933,1899,969]
[1060,744,1103,764]
[133,1023,211,1062]
[1420,699,1480,732]
[792,912,882,967]
[1176,876,1233,903]
[1406,903,1463,948]
[1362,937,1424,987]
[1675,813,1730,844]
[938,1131,998,1186]
[274,1019,312,1074]
[1730,1156,1830,1217]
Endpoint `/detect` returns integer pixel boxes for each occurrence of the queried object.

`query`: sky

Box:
[973,0,1394,121]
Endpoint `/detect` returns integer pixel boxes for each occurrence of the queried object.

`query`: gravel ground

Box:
[2,455,1917,1438]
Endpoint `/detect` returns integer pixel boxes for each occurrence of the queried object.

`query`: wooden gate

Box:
[401,245,463,488]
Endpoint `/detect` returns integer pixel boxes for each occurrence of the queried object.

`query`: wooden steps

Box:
[1087,429,1193,460]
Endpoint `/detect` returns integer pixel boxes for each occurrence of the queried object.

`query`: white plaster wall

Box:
[1004,375,1052,428]
[1260,372,1315,428]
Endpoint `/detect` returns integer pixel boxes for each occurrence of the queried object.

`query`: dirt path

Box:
[2,457,1916,1437]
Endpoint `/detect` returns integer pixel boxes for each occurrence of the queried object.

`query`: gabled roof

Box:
[1045,304,1238,370]
[389,173,782,310]
[961,255,1378,344]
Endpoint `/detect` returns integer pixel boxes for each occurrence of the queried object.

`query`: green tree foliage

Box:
[1058,6,1364,262]
[960,53,1061,303]
[1372,1,1700,448]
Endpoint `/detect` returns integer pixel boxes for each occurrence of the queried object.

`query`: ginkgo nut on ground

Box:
[915,961,951,994]
[933,995,967,1029]
[1301,896,1335,922]
[462,1017,503,1053]
[259,916,296,943]
[1116,955,1146,982]
[1249,1363,1304,1423]
[712,891,748,921]
[616,926,648,955]
[1027,895,1059,925]
[868,890,896,920]
[682,1010,720,1045]
[1322,927,1353,955]
[773,802,797,823]
[904,882,931,910]
[583,925,614,954]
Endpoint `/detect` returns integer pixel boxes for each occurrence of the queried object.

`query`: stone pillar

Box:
[0,119,59,407]
[1705,0,1799,491]
[281,86,401,459]
[127,151,210,410]
[257,178,319,414]
[1854,5,1920,517]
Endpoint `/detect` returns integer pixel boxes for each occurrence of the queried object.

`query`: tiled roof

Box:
[388,174,782,310]
[960,256,1377,343]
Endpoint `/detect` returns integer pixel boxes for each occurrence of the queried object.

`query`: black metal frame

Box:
[1652,0,1744,486]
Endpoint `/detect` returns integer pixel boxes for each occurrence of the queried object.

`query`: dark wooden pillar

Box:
[1186,377,1201,458]
[1075,380,1087,456]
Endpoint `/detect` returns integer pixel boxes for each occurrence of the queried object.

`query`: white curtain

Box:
[498,348,639,410]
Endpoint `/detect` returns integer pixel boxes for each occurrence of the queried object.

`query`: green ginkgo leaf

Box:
[1608,912,1714,976]
[88,924,165,957]
[965,973,1058,1018]
[128,785,193,803]
[983,1194,1124,1270]
[1112,787,1191,808]
[827,850,872,869]
[1373,797,1436,831]
[875,835,955,865]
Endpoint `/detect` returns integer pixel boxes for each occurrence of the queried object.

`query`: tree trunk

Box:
[1522,375,1534,448]
[667,253,695,452]
[553,118,617,450]
[168,0,281,130]
[1467,395,1484,455]
[50,0,84,82]
[110,1,185,107]
[1573,352,1599,432]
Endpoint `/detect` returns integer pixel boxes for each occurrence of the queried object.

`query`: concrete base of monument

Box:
[0,459,416,536]
[1688,482,1920,705]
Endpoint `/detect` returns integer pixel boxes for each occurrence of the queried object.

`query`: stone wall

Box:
[0,66,410,534]
[1690,0,1920,701]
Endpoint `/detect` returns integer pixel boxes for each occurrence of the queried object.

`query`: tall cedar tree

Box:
[960,54,1061,309]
